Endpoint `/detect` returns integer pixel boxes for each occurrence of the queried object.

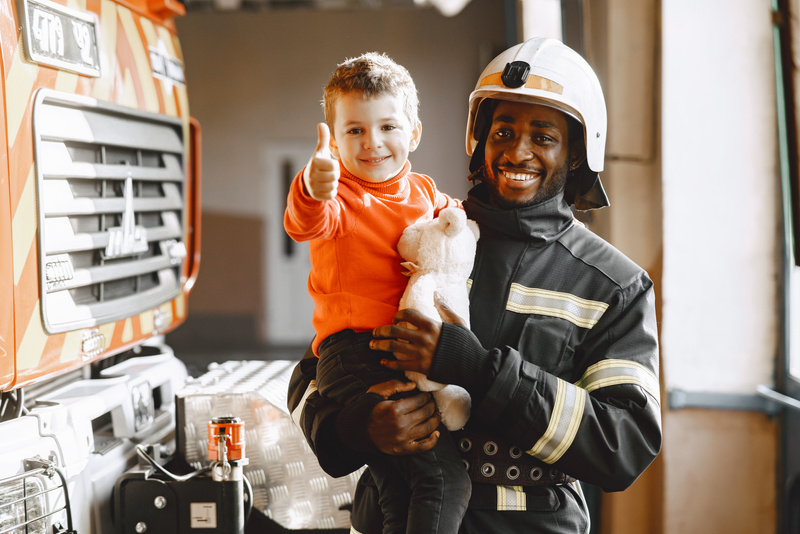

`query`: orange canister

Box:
[208,416,246,461]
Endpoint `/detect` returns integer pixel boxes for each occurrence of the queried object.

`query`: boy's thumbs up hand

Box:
[303,123,340,201]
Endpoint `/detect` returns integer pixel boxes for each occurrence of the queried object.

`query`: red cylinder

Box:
[207,415,245,461]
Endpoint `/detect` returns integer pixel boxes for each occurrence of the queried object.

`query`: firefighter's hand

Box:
[371,297,466,375]
[371,309,440,375]
[366,380,441,455]
[303,123,340,201]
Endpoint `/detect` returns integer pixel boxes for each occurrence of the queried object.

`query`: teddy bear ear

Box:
[439,208,465,236]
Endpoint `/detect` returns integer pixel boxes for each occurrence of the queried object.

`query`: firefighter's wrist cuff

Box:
[430,322,487,393]
[334,393,383,455]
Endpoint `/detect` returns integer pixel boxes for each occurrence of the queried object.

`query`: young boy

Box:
[284,52,471,533]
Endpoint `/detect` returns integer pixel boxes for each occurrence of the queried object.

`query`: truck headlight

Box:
[0,477,47,534]
[0,458,72,534]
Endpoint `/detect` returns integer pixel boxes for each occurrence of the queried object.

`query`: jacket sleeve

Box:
[283,167,356,242]
[430,274,662,492]
[433,190,462,213]
[415,172,461,215]
[287,345,381,477]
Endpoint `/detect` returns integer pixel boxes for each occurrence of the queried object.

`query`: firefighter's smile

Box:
[500,169,541,183]
[497,168,542,189]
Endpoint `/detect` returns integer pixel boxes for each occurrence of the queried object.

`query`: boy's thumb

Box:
[315,122,332,159]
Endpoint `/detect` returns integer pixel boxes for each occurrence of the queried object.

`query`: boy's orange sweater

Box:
[284,161,459,356]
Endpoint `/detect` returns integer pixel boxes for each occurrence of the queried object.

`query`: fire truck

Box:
[0,0,214,529]
[0,0,363,530]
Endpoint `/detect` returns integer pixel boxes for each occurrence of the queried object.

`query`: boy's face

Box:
[330,92,421,183]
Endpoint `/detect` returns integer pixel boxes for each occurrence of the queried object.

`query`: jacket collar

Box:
[463,182,575,243]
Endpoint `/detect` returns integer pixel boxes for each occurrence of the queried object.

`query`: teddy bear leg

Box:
[434,385,472,431]
[405,371,443,392]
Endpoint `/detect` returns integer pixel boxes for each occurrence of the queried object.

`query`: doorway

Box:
[263,141,316,346]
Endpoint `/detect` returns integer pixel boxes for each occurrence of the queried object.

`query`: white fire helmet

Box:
[466,38,609,209]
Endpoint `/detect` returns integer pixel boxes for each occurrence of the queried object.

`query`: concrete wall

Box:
[662,1,780,396]
[566,0,782,532]
[661,1,780,532]
[580,1,664,532]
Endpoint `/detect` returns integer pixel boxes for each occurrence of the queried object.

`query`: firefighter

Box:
[289,37,662,534]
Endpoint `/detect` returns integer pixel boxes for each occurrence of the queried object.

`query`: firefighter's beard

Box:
[483,160,570,211]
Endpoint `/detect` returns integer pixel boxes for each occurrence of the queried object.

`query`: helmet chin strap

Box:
[467,166,485,184]
[468,135,487,175]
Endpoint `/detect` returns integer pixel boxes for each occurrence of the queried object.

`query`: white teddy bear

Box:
[396,207,480,431]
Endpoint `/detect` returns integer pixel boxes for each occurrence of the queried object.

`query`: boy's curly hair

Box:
[323,52,419,132]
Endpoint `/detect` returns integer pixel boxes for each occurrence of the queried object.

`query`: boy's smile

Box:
[330,92,421,183]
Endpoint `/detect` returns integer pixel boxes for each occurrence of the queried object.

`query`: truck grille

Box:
[33,90,187,334]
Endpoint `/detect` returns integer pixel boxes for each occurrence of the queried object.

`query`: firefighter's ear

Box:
[570,152,585,170]
[569,141,586,170]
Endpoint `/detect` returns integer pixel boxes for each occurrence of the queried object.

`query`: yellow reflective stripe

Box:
[466,278,473,290]
[91,0,118,102]
[576,359,660,403]
[118,7,159,112]
[175,293,186,319]
[7,35,38,149]
[507,284,609,329]
[17,302,48,370]
[479,72,564,94]
[496,485,527,511]
[527,379,587,464]
[121,67,139,108]
[156,25,183,117]
[139,309,155,334]
[122,318,134,343]
[60,329,84,362]
[54,71,79,95]
[12,168,36,285]
[140,18,178,117]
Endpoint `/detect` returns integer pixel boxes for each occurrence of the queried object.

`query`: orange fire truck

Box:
[0,0,204,529]
[0,0,358,529]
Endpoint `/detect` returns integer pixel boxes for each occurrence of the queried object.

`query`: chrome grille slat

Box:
[44,212,182,255]
[42,183,183,217]
[46,255,177,293]
[44,270,180,331]
[33,89,187,334]
[36,103,183,153]
[39,141,183,182]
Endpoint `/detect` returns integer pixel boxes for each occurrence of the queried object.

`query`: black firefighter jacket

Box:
[287,182,662,513]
